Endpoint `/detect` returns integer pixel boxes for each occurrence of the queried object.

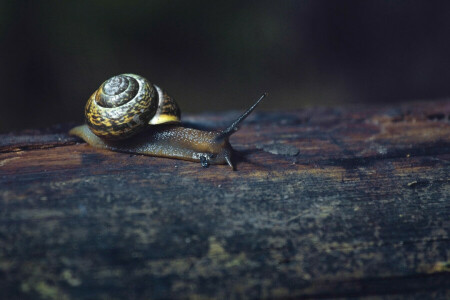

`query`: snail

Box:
[69,74,266,169]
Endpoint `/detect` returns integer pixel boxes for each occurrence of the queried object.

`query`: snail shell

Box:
[85,74,180,140]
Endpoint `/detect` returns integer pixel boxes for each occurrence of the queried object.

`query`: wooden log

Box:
[0,100,449,299]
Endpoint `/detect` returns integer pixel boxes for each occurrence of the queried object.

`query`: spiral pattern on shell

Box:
[85,74,181,140]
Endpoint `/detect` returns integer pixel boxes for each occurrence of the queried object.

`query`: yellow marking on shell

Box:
[149,114,180,125]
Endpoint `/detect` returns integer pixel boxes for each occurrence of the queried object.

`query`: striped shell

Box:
[85,74,181,140]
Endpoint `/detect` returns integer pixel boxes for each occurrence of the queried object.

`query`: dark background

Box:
[1,1,449,132]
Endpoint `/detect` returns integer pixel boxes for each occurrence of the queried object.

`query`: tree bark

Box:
[0,100,449,299]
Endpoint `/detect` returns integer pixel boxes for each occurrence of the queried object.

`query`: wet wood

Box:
[0,100,449,299]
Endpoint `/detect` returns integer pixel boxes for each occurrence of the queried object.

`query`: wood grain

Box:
[0,100,449,299]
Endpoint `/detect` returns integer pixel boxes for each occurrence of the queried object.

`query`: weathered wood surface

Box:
[0,100,449,299]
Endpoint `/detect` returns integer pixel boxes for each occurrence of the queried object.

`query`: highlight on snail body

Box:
[69,73,266,169]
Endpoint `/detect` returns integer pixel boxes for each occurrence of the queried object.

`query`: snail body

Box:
[70,74,265,169]
[69,124,233,167]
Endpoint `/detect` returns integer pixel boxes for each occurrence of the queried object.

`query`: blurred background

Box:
[1,1,449,132]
